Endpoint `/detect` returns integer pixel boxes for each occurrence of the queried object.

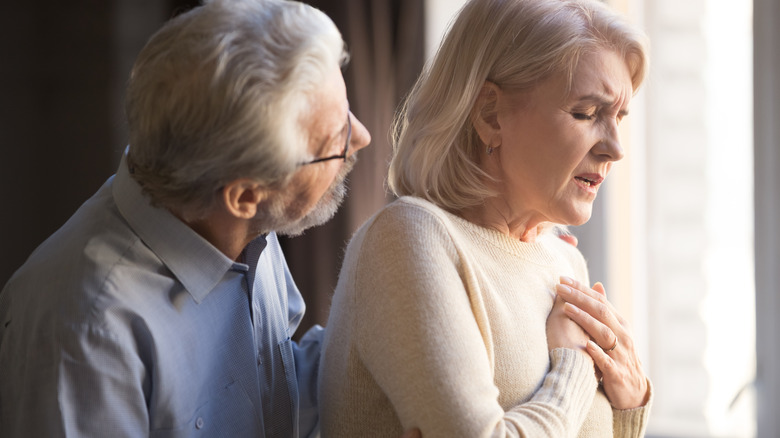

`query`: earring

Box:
[486,145,494,155]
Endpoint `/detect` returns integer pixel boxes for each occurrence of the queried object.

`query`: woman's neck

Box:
[458,199,547,242]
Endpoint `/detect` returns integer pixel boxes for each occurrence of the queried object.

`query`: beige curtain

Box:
[281,0,425,334]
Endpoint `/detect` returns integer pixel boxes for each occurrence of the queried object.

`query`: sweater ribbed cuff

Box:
[612,378,653,438]
[536,348,598,427]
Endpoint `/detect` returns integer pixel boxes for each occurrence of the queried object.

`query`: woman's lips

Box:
[574,174,604,192]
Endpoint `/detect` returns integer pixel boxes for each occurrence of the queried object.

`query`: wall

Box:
[754,0,780,435]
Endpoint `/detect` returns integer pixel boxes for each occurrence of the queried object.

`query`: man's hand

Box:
[556,228,578,247]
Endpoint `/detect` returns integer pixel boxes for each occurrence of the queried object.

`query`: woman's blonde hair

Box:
[125,0,346,219]
[389,0,649,212]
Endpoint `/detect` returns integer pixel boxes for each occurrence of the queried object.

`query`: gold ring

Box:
[605,338,618,352]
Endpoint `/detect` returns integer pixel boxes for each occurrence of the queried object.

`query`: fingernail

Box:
[560,276,574,286]
[556,284,572,295]
[564,302,579,314]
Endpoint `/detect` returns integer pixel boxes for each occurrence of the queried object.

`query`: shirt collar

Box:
[112,151,246,303]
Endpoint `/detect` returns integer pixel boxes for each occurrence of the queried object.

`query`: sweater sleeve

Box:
[612,378,654,437]
[352,203,598,438]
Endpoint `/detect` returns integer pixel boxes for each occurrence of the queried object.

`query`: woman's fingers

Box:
[555,282,623,342]
[557,277,650,410]
[561,276,609,303]
[562,301,617,352]
[556,278,623,352]
[591,281,629,326]
[546,296,592,353]
[587,339,649,409]
[586,340,615,376]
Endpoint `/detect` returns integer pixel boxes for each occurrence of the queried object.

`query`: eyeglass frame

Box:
[300,111,352,165]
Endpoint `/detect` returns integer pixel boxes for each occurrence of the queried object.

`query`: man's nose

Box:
[348,111,371,155]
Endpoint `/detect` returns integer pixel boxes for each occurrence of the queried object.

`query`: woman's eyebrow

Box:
[571,93,629,116]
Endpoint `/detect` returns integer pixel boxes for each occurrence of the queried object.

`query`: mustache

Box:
[328,153,357,197]
[340,153,358,178]
[325,152,358,194]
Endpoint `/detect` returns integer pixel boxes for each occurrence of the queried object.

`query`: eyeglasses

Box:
[300,112,352,165]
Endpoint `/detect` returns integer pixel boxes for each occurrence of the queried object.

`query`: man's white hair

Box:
[125,0,346,219]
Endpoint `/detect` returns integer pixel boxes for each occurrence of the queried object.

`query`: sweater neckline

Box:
[397,196,566,267]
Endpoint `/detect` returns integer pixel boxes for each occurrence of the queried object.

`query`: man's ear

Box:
[221,179,267,220]
[471,81,503,147]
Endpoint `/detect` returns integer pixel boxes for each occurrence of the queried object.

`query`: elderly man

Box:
[0,0,370,436]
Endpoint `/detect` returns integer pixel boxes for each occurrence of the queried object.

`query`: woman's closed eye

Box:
[571,108,628,125]
[571,111,597,121]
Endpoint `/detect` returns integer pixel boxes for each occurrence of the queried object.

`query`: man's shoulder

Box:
[1,184,165,327]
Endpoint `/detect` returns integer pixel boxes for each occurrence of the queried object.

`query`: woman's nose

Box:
[593,120,625,162]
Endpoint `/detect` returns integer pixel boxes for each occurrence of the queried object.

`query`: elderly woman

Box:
[319,0,651,436]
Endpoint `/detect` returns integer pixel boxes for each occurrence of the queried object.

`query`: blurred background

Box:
[1,0,776,436]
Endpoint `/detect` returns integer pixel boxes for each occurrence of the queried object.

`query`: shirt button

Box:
[196,417,204,429]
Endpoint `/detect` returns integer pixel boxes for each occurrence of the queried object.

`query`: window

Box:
[595,1,755,436]
[425,1,757,436]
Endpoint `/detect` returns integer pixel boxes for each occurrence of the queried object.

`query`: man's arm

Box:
[57,324,150,436]
[1,321,149,437]
[293,324,324,438]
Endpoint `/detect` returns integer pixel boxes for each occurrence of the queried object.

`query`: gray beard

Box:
[255,155,355,237]
[274,173,348,237]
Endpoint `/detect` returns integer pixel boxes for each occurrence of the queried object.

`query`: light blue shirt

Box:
[0,155,322,437]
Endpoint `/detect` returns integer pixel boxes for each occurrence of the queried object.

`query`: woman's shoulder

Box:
[344,196,462,262]
[338,197,464,300]
[383,195,451,219]
[361,196,457,235]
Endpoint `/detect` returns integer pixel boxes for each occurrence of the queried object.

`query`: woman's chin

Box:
[557,207,593,227]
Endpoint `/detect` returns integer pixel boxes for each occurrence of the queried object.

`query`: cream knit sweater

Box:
[319,196,651,437]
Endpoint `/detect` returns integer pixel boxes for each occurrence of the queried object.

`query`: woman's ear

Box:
[471,81,503,147]
[221,179,266,220]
